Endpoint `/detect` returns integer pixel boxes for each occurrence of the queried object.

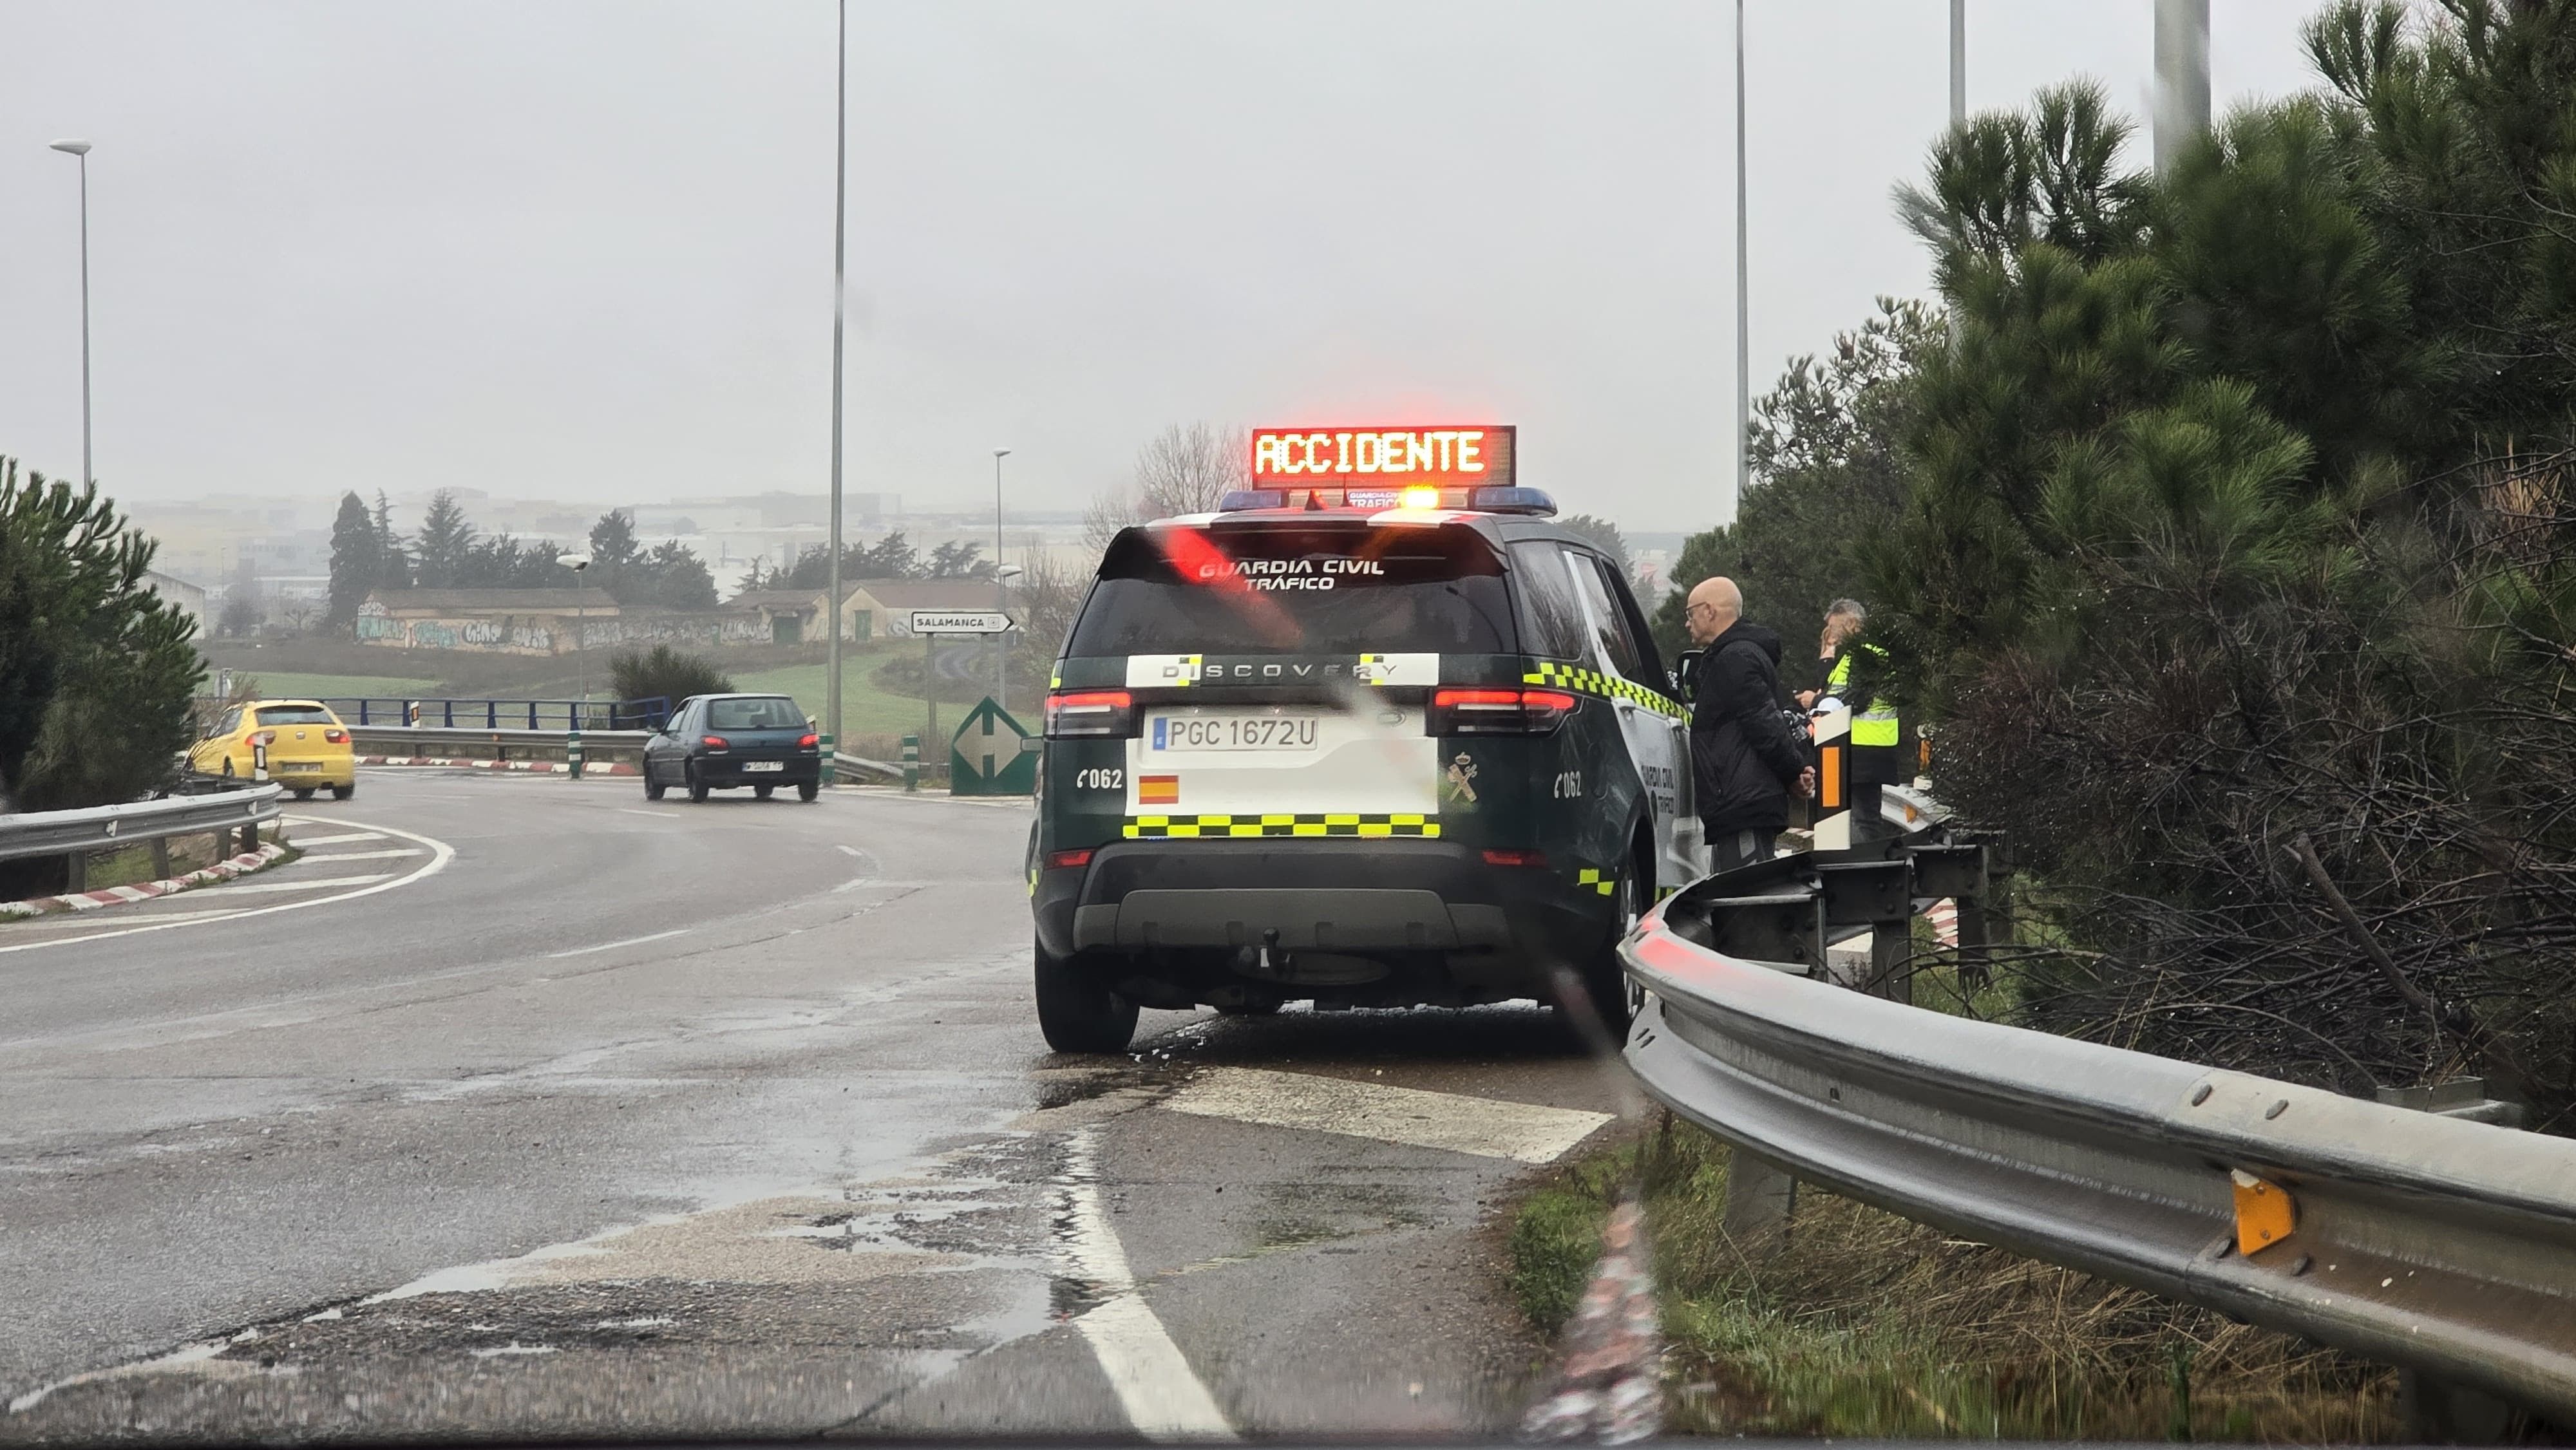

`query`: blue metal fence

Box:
[319,697,672,731]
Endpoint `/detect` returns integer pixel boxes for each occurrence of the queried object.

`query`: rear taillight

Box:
[1481,848,1550,868]
[323,729,347,744]
[1429,687,1578,735]
[703,735,730,751]
[798,733,820,749]
[1046,847,1095,869]
[1045,690,1135,739]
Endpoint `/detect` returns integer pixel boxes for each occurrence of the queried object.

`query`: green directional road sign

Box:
[950,696,1036,796]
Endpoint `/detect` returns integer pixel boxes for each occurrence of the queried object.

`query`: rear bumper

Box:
[1033,838,1607,973]
[268,759,355,787]
[693,757,821,787]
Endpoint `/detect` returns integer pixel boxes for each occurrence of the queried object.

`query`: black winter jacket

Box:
[1690,621,1809,833]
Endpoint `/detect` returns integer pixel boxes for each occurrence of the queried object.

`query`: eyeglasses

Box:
[1686,602,1719,618]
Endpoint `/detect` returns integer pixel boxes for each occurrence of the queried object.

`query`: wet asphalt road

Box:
[0,769,1630,1440]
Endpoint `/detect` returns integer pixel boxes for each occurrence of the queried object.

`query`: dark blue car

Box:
[642,693,823,803]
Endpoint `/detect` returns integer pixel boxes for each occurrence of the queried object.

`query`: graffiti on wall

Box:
[356,610,761,654]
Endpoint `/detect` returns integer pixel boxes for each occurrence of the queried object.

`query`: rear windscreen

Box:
[707,697,806,730]
[1066,523,1517,656]
[255,705,336,726]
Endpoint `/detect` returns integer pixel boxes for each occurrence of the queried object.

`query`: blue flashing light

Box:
[1218,489,1286,511]
[1468,485,1557,516]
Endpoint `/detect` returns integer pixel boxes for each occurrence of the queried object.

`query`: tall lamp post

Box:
[556,554,593,717]
[992,448,1011,712]
[1732,2,1749,516]
[824,0,850,771]
[50,139,94,487]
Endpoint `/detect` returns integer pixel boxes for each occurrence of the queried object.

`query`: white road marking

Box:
[836,844,863,857]
[544,928,690,959]
[1160,1067,1611,1165]
[1061,1125,1234,1440]
[285,831,385,847]
[832,878,940,892]
[0,816,453,956]
[296,848,424,862]
[200,872,397,895]
[618,808,682,820]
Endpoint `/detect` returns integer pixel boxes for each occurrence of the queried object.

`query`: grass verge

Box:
[1510,1120,2394,1440]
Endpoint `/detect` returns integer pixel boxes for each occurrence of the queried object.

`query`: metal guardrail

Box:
[1620,836,2576,1424]
[347,724,654,760]
[319,696,670,731]
[0,784,283,888]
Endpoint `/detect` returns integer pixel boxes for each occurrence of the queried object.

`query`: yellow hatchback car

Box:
[190,699,357,800]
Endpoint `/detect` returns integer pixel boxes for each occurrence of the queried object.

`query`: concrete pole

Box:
[2153,0,2210,173]
[1949,0,1966,127]
[49,141,94,487]
[824,0,849,759]
[992,448,1010,712]
[1733,0,1750,514]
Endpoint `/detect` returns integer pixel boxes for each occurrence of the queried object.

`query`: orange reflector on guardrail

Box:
[2230,1169,2297,1255]
[1819,744,1843,811]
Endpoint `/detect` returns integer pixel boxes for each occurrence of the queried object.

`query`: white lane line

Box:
[285,831,385,847]
[831,878,940,893]
[1161,1067,1611,1165]
[618,808,681,820]
[199,873,398,895]
[0,815,453,956]
[296,848,424,862]
[544,928,690,959]
[836,844,863,857]
[1062,1126,1233,1440]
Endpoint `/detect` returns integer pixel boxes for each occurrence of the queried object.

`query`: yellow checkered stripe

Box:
[1575,866,1618,897]
[1521,660,1687,719]
[1124,813,1440,839]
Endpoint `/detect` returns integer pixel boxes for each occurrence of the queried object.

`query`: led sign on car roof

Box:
[1249,426,1515,489]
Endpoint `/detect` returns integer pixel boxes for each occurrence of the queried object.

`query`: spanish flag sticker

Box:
[1139,775,1180,806]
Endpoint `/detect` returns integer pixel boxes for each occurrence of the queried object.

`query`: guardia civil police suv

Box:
[1027,424,1699,1052]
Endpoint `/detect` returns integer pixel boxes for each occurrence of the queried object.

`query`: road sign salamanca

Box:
[911,610,1013,635]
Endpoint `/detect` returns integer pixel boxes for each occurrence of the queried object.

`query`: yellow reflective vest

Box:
[1825,642,1902,748]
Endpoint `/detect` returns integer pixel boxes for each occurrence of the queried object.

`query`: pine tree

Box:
[326,491,379,626]
[413,490,475,588]
[371,491,410,589]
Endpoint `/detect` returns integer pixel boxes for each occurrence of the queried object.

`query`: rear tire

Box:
[1581,861,1645,1037]
[687,764,710,804]
[754,784,775,800]
[330,784,354,801]
[1035,938,1138,1053]
[797,779,820,802]
[292,787,315,801]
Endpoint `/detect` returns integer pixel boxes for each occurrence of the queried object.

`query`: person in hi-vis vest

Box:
[1806,599,1904,842]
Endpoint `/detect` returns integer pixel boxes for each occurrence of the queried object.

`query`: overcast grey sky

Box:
[1,1,2329,529]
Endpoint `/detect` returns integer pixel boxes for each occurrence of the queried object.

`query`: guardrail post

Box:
[65,850,86,894]
[150,836,170,881]
[1720,1150,1796,1247]
[901,733,919,793]
[566,726,583,780]
[238,819,258,856]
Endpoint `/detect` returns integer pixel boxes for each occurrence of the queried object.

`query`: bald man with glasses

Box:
[1684,578,1815,873]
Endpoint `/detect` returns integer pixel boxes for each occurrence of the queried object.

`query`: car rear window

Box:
[256,705,337,726]
[1067,523,1517,656]
[706,697,806,731]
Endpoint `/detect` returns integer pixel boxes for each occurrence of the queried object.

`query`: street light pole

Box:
[50,140,93,487]
[992,448,1010,713]
[824,0,849,766]
[1732,0,1749,516]
[1950,0,1967,127]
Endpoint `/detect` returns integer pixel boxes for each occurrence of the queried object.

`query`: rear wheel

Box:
[754,784,775,800]
[686,764,710,804]
[1035,938,1139,1054]
[330,784,355,801]
[1580,858,1645,1037]
[292,787,315,801]
[797,779,820,802]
